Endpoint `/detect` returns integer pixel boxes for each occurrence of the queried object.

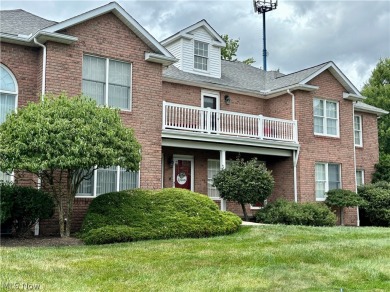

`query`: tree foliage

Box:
[212,158,274,221]
[361,58,390,155]
[0,94,141,237]
[325,189,365,225]
[220,34,256,65]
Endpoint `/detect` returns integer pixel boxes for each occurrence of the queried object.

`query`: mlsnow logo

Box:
[1,282,41,290]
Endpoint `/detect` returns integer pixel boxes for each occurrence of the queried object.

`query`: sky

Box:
[1,0,389,91]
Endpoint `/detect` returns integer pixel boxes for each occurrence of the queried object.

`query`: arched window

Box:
[0,64,18,124]
[0,64,17,182]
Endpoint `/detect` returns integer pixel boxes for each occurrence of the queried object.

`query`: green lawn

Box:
[1,225,389,291]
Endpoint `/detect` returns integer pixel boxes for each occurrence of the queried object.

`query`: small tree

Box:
[0,94,141,237]
[325,189,365,225]
[221,34,256,65]
[372,154,390,183]
[212,158,274,221]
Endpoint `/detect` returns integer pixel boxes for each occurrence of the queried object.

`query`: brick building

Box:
[0,2,387,233]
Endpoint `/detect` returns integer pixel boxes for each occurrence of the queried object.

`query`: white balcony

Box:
[163,102,298,144]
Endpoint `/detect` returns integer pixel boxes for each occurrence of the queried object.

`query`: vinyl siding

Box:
[165,39,182,70]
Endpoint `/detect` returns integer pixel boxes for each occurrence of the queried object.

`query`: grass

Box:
[1,225,390,291]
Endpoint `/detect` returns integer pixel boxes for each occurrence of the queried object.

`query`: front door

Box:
[173,158,193,190]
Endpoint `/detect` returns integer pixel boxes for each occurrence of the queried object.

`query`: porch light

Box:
[224,95,231,105]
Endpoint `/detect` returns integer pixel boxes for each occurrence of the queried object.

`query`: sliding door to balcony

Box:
[203,95,217,132]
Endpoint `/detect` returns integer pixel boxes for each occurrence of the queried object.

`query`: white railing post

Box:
[162,101,166,129]
[258,115,263,140]
[293,120,298,143]
[207,107,211,134]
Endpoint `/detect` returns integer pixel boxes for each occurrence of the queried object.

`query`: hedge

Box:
[81,188,242,244]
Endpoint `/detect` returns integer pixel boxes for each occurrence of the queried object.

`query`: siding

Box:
[166,39,182,70]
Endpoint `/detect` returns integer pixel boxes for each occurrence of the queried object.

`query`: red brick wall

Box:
[295,70,357,224]
[0,43,40,106]
[265,93,294,120]
[355,112,379,184]
[42,13,163,190]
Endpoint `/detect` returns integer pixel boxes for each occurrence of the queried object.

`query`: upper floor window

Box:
[315,162,341,200]
[313,98,339,137]
[82,55,132,111]
[77,166,139,197]
[0,64,17,124]
[194,40,208,71]
[354,115,362,146]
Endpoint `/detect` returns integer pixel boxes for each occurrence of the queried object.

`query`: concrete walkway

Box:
[241,221,266,226]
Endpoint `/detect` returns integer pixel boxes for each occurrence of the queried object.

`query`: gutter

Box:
[33,38,46,99]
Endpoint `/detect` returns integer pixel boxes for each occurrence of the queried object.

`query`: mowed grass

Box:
[1,225,389,291]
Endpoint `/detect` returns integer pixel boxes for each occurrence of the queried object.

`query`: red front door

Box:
[174,159,192,190]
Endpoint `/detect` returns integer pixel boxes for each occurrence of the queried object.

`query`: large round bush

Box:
[81,188,241,244]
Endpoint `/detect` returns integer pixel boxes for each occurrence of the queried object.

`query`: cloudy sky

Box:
[1,0,389,90]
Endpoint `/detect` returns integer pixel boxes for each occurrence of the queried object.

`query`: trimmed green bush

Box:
[325,189,365,225]
[256,199,336,226]
[358,181,390,226]
[0,182,55,235]
[372,155,390,183]
[81,188,241,245]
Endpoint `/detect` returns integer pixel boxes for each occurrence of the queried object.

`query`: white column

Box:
[220,150,226,211]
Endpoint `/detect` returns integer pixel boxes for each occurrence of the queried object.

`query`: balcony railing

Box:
[163,102,298,143]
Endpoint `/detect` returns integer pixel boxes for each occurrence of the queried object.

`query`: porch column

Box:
[220,150,227,211]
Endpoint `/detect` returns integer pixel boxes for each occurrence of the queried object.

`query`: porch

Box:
[162,101,298,144]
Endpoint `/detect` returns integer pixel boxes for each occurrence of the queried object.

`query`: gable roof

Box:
[163,60,368,100]
[0,2,176,63]
[0,9,56,36]
[43,2,173,58]
[161,19,225,47]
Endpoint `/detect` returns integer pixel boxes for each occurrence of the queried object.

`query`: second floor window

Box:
[0,64,17,124]
[82,55,132,110]
[313,98,339,136]
[354,115,362,146]
[194,40,208,71]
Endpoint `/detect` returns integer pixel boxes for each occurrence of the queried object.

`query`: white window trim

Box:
[201,89,220,110]
[207,159,222,200]
[313,98,339,137]
[193,40,209,73]
[0,64,18,114]
[173,154,194,192]
[82,54,132,112]
[356,169,365,186]
[76,166,140,198]
[315,162,342,201]
[354,115,363,147]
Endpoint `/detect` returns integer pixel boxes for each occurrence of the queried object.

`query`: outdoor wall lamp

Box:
[224,95,231,105]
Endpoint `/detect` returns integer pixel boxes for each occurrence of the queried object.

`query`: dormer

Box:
[161,20,226,78]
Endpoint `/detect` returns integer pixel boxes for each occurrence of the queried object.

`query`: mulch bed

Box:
[0,236,84,247]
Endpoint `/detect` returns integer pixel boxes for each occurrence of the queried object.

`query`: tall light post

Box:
[253,0,278,71]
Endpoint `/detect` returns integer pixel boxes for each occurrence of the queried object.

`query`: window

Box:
[313,98,339,136]
[356,170,364,186]
[194,40,208,71]
[354,115,362,146]
[82,55,132,110]
[315,163,341,200]
[77,166,139,197]
[207,160,221,198]
[0,171,13,182]
[0,64,17,124]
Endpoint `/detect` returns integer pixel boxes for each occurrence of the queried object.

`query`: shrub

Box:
[256,199,336,226]
[81,188,241,245]
[372,154,390,183]
[358,181,390,226]
[0,183,55,236]
[325,189,365,225]
[212,158,274,221]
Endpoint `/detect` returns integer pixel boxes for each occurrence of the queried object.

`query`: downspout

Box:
[352,102,360,226]
[33,37,46,99]
[33,37,46,236]
[287,89,299,203]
